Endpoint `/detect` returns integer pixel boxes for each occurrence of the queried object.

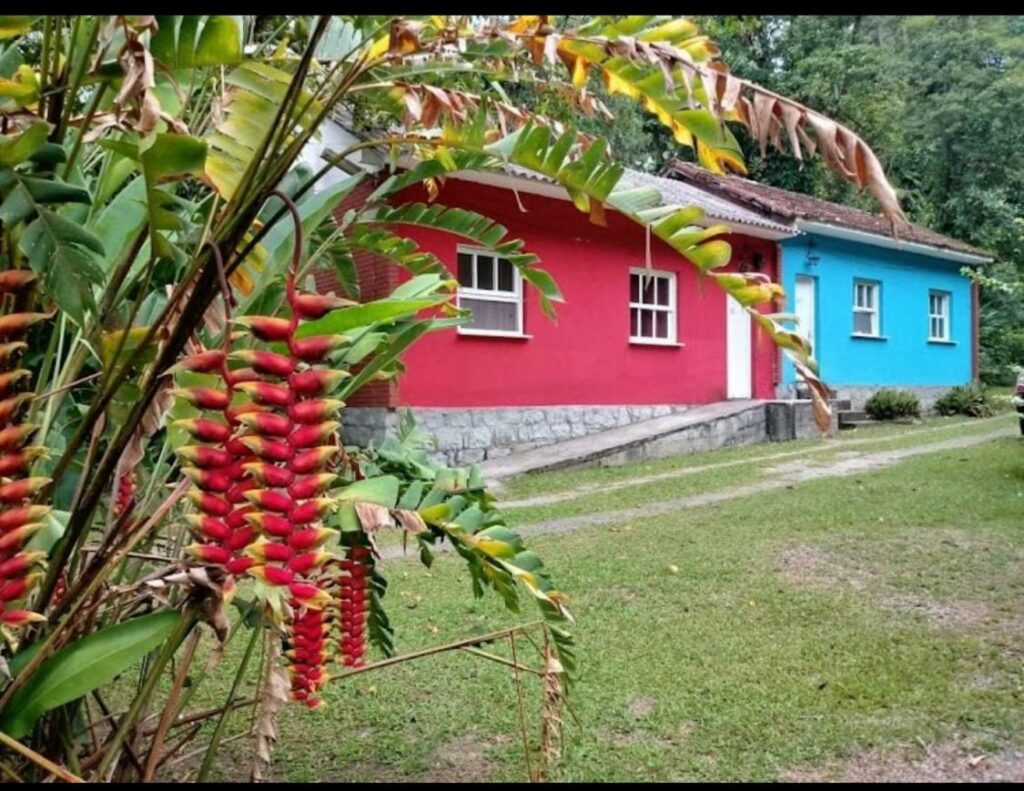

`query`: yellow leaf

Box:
[571,56,588,89]
[365,32,390,63]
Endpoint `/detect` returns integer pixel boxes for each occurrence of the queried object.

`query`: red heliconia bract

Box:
[0,272,52,630]
[332,544,374,668]
[291,292,353,319]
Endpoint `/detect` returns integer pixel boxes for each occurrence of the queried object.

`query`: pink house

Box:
[319,165,799,465]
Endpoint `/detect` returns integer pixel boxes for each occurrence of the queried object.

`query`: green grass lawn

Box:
[180,418,1023,782]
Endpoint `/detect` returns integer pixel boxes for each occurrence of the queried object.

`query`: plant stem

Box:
[93,609,198,781]
[196,622,262,782]
[142,628,201,781]
[0,731,85,784]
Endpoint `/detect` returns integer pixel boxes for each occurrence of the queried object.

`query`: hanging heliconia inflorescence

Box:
[0,270,51,631]
[171,196,352,706]
[335,542,372,668]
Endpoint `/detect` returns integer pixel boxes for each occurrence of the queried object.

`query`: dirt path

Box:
[379,425,1014,561]
[500,416,1009,509]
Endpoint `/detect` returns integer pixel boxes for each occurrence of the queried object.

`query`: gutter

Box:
[796,220,992,265]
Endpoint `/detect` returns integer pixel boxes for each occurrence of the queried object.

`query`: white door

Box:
[726,295,752,399]
[794,275,817,360]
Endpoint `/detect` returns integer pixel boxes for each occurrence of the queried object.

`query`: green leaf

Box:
[0,611,182,739]
[294,298,445,339]
[0,16,36,40]
[335,476,400,507]
[140,133,207,181]
[0,120,48,167]
[151,16,242,69]
[26,509,69,555]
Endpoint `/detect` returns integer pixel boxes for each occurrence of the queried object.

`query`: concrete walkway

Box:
[500,414,1009,510]
[380,423,1014,562]
[479,399,764,481]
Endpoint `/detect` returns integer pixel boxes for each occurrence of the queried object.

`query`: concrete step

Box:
[480,400,767,481]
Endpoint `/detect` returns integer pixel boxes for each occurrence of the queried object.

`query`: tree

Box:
[0,14,898,780]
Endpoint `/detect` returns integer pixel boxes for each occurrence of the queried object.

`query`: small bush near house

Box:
[934,383,996,417]
[865,389,922,420]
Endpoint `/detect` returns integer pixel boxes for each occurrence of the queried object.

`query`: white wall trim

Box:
[796,220,991,265]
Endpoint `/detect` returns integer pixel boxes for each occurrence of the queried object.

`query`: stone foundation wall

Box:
[343,404,690,466]
[776,383,960,412]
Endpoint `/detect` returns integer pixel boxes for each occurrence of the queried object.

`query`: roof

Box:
[462,161,794,236]
[661,160,991,260]
[616,169,794,236]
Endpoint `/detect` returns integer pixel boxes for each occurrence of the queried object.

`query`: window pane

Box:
[630,307,639,337]
[460,297,518,332]
[497,258,514,292]
[656,277,669,306]
[640,309,653,337]
[476,255,494,290]
[655,311,669,338]
[643,276,659,305]
[457,253,474,287]
[854,311,874,335]
[630,274,639,302]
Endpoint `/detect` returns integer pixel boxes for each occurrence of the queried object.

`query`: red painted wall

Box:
[378,179,781,407]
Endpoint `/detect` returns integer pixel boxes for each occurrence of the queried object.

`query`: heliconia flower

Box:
[223,366,264,386]
[288,335,347,363]
[186,543,233,565]
[0,341,28,364]
[172,387,231,410]
[289,581,331,609]
[0,523,42,553]
[187,490,232,517]
[233,315,293,342]
[235,381,293,408]
[286,550,332,575]
[291,293,354,319]
[246,540,295,563]
[0,477,50,504]
[0,504,49,532]
[287,527,337,551]
[225,478,259,504]
[181,466,232,493]
[237,411,293,437]
[225,525,258,552]
[174,418,232,443]
[288,446,338,474]
[177,445,233,469]
[0,393,32,425]
[288,399,345,425]
[287,473,337,500]
[243,488,295,514]
[241,461,295,488]
[287,369,348,398]
[0,269,38,293]
[288,421,340,449]
[0,448,46,477]
[171,349,226,374]
[230,349,295,377]
[0,423,37,453]
[185,514,232,542]
[245,512,292,537]
[238,435,294,462]
[0,572,41,602]
[226,556,255,575]
[0,609,47,627]
[0,551,45,580]
[112,472,136,517]
[288,498,333,525]
[0,368,31,392]
[0,312,54,339]
[250,564,295,587]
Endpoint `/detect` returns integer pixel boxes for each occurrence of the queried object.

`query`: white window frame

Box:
[629,268,678,346]
[928,290,950,342]
[455,245,525,338]
[852,279,881,338]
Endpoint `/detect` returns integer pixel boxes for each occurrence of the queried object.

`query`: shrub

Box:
[934,383,995,417]
[864,389,922,420]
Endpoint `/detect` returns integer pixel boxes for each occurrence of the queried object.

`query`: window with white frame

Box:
[455,246,523,336]
[629,269,677,344]
[852,279,881,336]
[928,290,950,341]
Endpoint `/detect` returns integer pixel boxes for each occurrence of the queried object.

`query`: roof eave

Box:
[796,220,992,265]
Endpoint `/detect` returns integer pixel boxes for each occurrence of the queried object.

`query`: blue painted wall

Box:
[780,233,972,387]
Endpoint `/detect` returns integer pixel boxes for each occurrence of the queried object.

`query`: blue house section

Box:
[780,233,972,388]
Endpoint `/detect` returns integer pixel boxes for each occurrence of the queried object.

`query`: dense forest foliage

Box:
[527,16,1024,383]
